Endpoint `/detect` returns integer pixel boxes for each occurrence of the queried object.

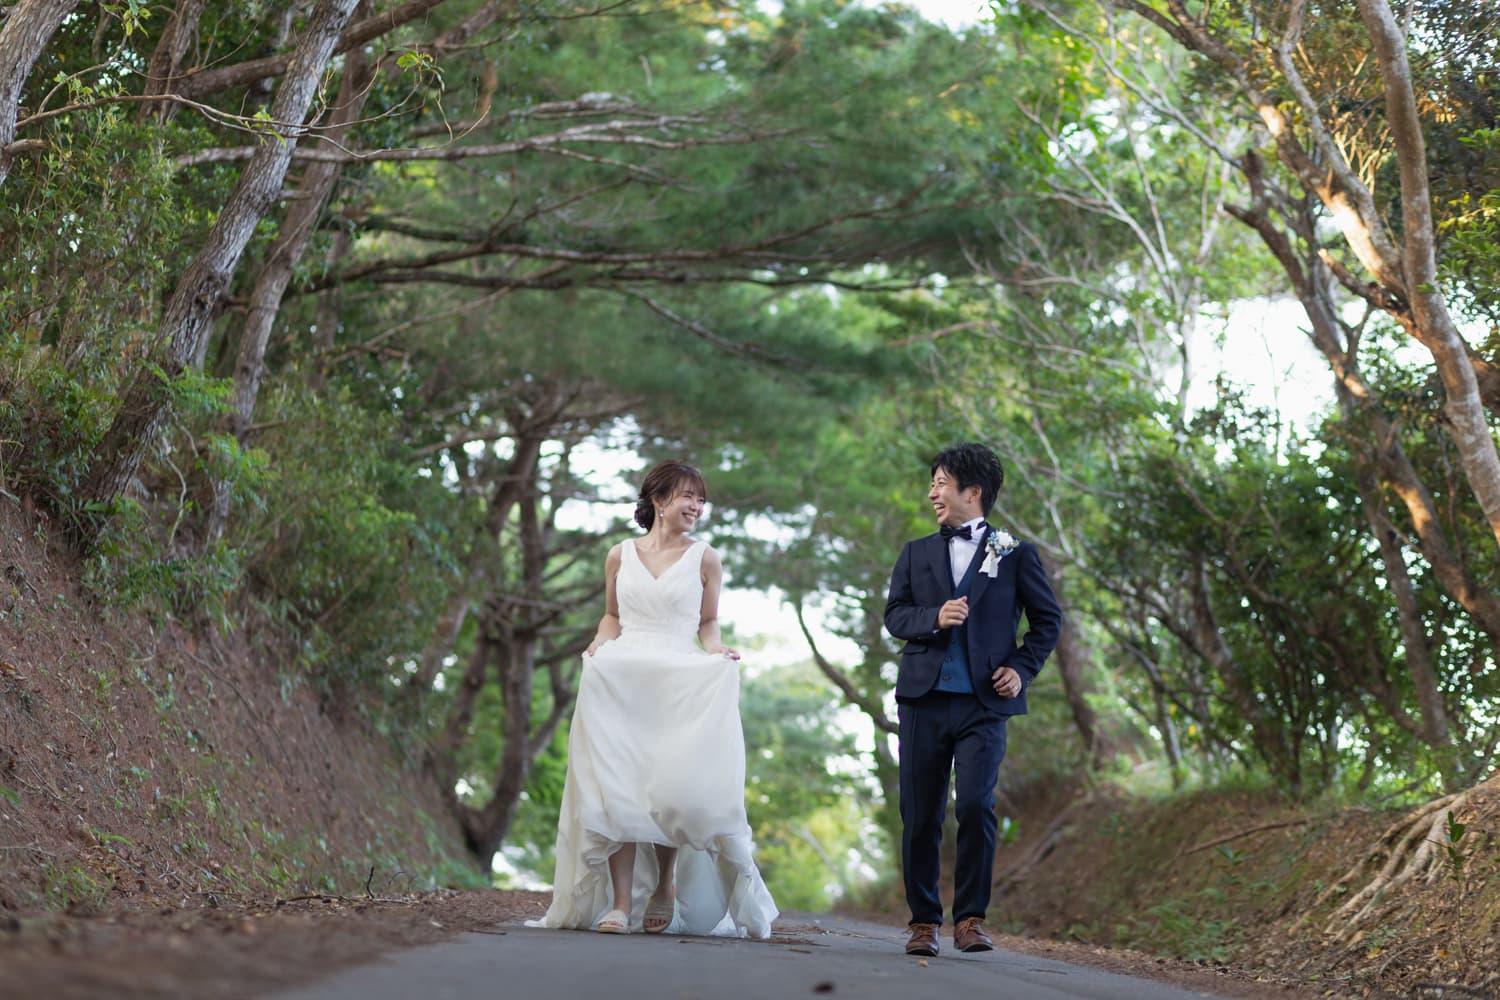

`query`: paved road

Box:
[271,916,1228,1000]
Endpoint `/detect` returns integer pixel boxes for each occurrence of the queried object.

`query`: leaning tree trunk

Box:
[0,0,82,187]
[202,44,374,548]
[1227,159,1500,651]
[1357,0,1500,552]
[1121,0,1500,548]
[81,0,361,518]
[138,0,209,121]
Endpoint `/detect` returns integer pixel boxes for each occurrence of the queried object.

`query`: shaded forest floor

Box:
[2,502,1496,998]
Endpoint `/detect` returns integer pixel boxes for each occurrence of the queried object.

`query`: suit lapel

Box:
[927,533,951,594]
[968,523,993,607]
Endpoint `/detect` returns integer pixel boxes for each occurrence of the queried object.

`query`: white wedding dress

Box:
[532,539,779,937]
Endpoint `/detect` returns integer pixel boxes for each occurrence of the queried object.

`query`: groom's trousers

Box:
[897,691,1008,926]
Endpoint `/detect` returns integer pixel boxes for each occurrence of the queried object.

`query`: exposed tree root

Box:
[1182,816,1315,856]
[1313,790,1470,942]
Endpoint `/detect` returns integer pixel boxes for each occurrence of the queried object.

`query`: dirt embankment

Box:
[0,502,476,919]
[988,776,1500,997]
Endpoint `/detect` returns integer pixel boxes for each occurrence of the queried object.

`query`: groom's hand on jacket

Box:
[991,666,1022,698]
[937,597,969,628]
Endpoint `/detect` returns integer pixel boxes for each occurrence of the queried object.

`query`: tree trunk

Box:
[0,0,82,188]
[202,43,374,546]
[1348,435,1460,788]
[431,622,492,775]
[138,0,208,121]
[454,473,574,870]
[857,602,903,860]
[1226,161,1500,650]
[1356,0,1500,551]
[1040,552,1108,767]
[478,480,549,859]
[409,425,549,704]
[410,593,470,695]
[468,626,537,865]
[1137,647,1184,788]
[422,432,592,869]
[82,0,362,516]
[1147,0,1500,550]
[1187,563,1299,791]
[309,226,351,391]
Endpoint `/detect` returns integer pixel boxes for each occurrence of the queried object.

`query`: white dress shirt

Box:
[948,516,987,588]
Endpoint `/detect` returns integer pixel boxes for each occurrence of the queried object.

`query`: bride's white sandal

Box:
[643,896,674,934]
[596,908,630,934]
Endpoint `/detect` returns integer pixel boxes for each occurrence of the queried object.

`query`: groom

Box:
[884,443,1062,957]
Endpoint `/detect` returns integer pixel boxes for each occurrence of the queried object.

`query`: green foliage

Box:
[497,723,572,883]
[1443,809,1470,882]
[1439,128,1500,326]
[1121,890,1239,963]
[236,380,458,694]
[87,508,244,627]
[101,0,153,38]
[0,110,185,384]
[739,664,882,910]
[0,96,206,533]
[39,863,106,913]
[1218,845,1247,867]
[0,340,111,516]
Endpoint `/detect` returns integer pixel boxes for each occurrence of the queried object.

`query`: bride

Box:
[533,461,778,937]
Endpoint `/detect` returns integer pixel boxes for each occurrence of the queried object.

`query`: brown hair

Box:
[634,461,708,531]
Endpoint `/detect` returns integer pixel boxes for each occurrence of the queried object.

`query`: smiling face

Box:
[660,485,706,533]
[929,465,983,528]
[636,461,709,533]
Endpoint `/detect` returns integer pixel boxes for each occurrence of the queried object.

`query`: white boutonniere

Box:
[979,529,1019,577]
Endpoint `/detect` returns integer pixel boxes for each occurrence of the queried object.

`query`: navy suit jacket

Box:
[884,528,1063,716]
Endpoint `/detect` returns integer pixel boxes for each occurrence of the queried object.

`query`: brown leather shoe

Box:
[954,916,993,953]
[905,922,940,956]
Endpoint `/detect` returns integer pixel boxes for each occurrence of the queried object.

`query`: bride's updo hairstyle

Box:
[634,461,708,531]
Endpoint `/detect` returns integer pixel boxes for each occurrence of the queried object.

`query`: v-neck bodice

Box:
[618,539,706,646]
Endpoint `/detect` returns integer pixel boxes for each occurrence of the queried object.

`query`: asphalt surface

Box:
[271,915,1230,1000]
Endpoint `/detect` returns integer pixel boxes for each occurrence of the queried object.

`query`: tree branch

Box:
[175,117,790,168]
[173,0,452,101]
[793,600,897,735]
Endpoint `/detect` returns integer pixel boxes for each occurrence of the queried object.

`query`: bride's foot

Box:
[596,908,630,934]
[643,892,675,934]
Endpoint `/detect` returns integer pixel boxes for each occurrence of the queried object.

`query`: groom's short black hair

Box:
[931,443,1004,515]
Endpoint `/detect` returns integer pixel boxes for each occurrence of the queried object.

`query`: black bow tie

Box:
[941,524,975,540]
